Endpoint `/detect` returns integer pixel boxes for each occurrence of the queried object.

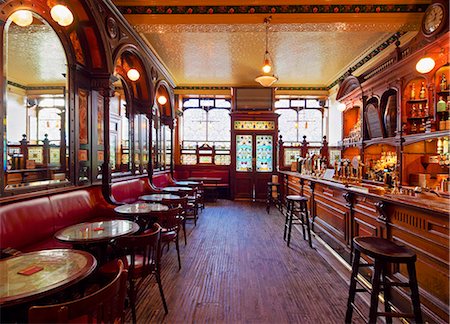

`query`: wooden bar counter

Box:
[279,171,449,323]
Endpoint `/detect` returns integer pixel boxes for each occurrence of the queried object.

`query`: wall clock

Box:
[421,3,446,37]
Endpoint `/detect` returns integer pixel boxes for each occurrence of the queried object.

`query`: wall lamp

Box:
[49,1,74,27]
[416,48,446,74]
[157,95,167,105]
[10,10,33,27]
[337,102,346,112]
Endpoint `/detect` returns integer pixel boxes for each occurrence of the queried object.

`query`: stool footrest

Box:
[385,281,411,288]
[356,263,374,268]
[377,312,415,318]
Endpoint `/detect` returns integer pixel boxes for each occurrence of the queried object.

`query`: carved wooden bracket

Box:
[309,181,315,191]
[343,191,354,207]
[375,200,388,222]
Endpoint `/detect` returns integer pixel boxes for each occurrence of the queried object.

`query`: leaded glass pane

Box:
[256,135,273,172]
[208,109,230,142]
[183,98,199,108]
[215,99,231,108]
[276,109,297,143]
[284,148,301,166]
[215,155,231,165]
[236,135,252,172]
[274,99,289,108]
[183,108,207,142]
[181,154,197,165]
[300,109,322,143]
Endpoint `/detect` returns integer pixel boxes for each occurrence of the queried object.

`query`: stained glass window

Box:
[256,135,273,172]
[236,135,252,172]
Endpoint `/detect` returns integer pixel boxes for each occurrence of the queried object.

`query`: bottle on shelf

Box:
[410,82,416,100]
[437,96,448,131]
[440,73,447,92]
[419,81,426,99]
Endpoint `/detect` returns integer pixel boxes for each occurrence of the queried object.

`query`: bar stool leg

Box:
[299,203,307,241]
[283,200,291,241]
[382,264,393,324]
[287,202,294,247]
[303,204,312,248]
[266,185,271,214]
[407,261,423,324]
[345,249,361,323]
[368,260,383,323]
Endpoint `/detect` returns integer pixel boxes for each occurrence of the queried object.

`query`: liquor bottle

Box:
[441,73,447,92]
[410,82,416,100]
[419,82,426,99]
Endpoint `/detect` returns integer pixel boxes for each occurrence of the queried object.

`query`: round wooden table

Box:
[162,186,191,193]
[54,219,139,244]
[139,194,180,203]
[0,249,96,307]
[174,181,200,187]
[114,202,169,215]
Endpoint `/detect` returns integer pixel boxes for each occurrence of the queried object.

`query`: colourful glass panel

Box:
[199,156,212,164]
[234,121,274,130]
[284,148,301,167]
[256,135,273,172]
[236,135,252,172]
[181,154,197,165]
[215,155,231,165]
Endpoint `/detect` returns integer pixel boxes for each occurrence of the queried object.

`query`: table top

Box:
[0,249,96,307]
[163,186,192,192]
[114,202,169,215]
[187,177,222,182]
[139,194,180,202]
[174,181,200,186]
[54,219,139,244]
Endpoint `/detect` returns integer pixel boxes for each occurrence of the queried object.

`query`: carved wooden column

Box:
[320,135,329,166]
[278,134,284,170]
[344,191,355,263]
[375,200,390,239]
[299,177,305,196]
[309,181,316,231]
[43,134,50,167]
[300,135,309,158]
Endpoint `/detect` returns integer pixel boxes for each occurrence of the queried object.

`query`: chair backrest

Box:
[29,260,128,324]
[116,223,162,278]
[152,207,183,233]
[161,195,188,209]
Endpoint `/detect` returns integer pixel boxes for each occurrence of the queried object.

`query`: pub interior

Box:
[0,0,449,323]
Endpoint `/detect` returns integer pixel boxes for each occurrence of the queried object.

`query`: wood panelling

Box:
[281,171,449,323]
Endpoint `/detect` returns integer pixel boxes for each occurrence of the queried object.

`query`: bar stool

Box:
[266,182,281,214]
[345,236,422,324]
[283,195,312,248]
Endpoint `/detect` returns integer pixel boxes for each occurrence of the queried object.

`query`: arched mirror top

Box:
[114,48,153,112]
[155,80,174,127]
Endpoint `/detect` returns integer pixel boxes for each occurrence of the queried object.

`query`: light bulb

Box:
[337,103,346,112]
[415,57,435,74]
[157,95,167,105]
[10,10,33,27]
[262,64,272,74]
[51,4,74,27]
[127,68,140,81]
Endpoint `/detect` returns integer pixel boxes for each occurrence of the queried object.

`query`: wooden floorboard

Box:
[128,200,364,324]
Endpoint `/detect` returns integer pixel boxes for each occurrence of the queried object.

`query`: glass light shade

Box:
[51,4,74,27]
[337,103,346,112]
[127,68,140,81]
[415,57,435,74]
[255,75,278,87]
[157,95,167,105]
[10,10,33,27]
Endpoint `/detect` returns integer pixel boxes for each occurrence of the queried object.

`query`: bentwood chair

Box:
[178,187,199,226]
[29,259,128,324]
[152,207,184,270]
[161,195,189,245]
[99,223,167,324]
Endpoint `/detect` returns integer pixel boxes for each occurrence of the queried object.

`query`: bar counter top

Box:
[280,171,449,216]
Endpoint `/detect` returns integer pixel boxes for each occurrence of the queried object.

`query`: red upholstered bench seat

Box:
[111,178,158,204]
[0,186,117,253]
[152,172,175,189]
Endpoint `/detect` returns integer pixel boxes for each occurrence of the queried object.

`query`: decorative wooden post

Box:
[278,134,284,170]
[300,135,309,158]
[43,134,50,167]
[20,134,28,169]
[320,135,329,166]
[344,191,355,263]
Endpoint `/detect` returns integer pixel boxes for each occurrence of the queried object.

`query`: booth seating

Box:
[152,172,176,189]
[0,186,117,253]
[111,178,158,204]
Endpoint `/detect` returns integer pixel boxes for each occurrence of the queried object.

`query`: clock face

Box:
[423,4,445,35]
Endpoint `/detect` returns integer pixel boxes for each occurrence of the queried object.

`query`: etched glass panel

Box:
[256,135,273,172]
[208,109,230,142]
[181,154,197,165]
[276,109,297,143]
[234,121,274,130]
[183,108,207,142]
[301,109,322,143]
[236,135,252,172]
[215,155,231,165]
[284,148,301,167]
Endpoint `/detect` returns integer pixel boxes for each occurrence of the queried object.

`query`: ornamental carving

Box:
[375,201,388,222]
[106,17,118,39]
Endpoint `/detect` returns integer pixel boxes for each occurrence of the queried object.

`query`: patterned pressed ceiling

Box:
[115,0,428,88]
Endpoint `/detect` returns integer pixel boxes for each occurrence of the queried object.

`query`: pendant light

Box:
[255,16,278,87]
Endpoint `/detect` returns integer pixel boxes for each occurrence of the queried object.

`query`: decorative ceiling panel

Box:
[6,25,67,87]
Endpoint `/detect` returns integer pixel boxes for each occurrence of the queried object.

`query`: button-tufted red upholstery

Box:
[151,172,175,189]
[111,178,157,204]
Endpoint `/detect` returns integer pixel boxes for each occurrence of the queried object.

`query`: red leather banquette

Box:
[0,186,116,253]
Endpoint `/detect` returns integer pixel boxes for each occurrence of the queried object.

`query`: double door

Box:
[233,133,275,200]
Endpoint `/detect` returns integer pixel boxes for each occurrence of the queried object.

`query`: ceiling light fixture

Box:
[157,95,167,105]
[50,3,74,27]
[10,10,33,27]
[255,16,278,87]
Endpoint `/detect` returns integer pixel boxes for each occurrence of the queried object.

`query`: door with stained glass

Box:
[231,113,278,200]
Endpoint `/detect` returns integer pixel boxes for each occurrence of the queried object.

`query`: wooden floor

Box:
[127,200,362,323]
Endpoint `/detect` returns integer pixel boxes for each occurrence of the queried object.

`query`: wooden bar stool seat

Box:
[345,236,422,324]
[266,182,281,214]
[283,195,312,248]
